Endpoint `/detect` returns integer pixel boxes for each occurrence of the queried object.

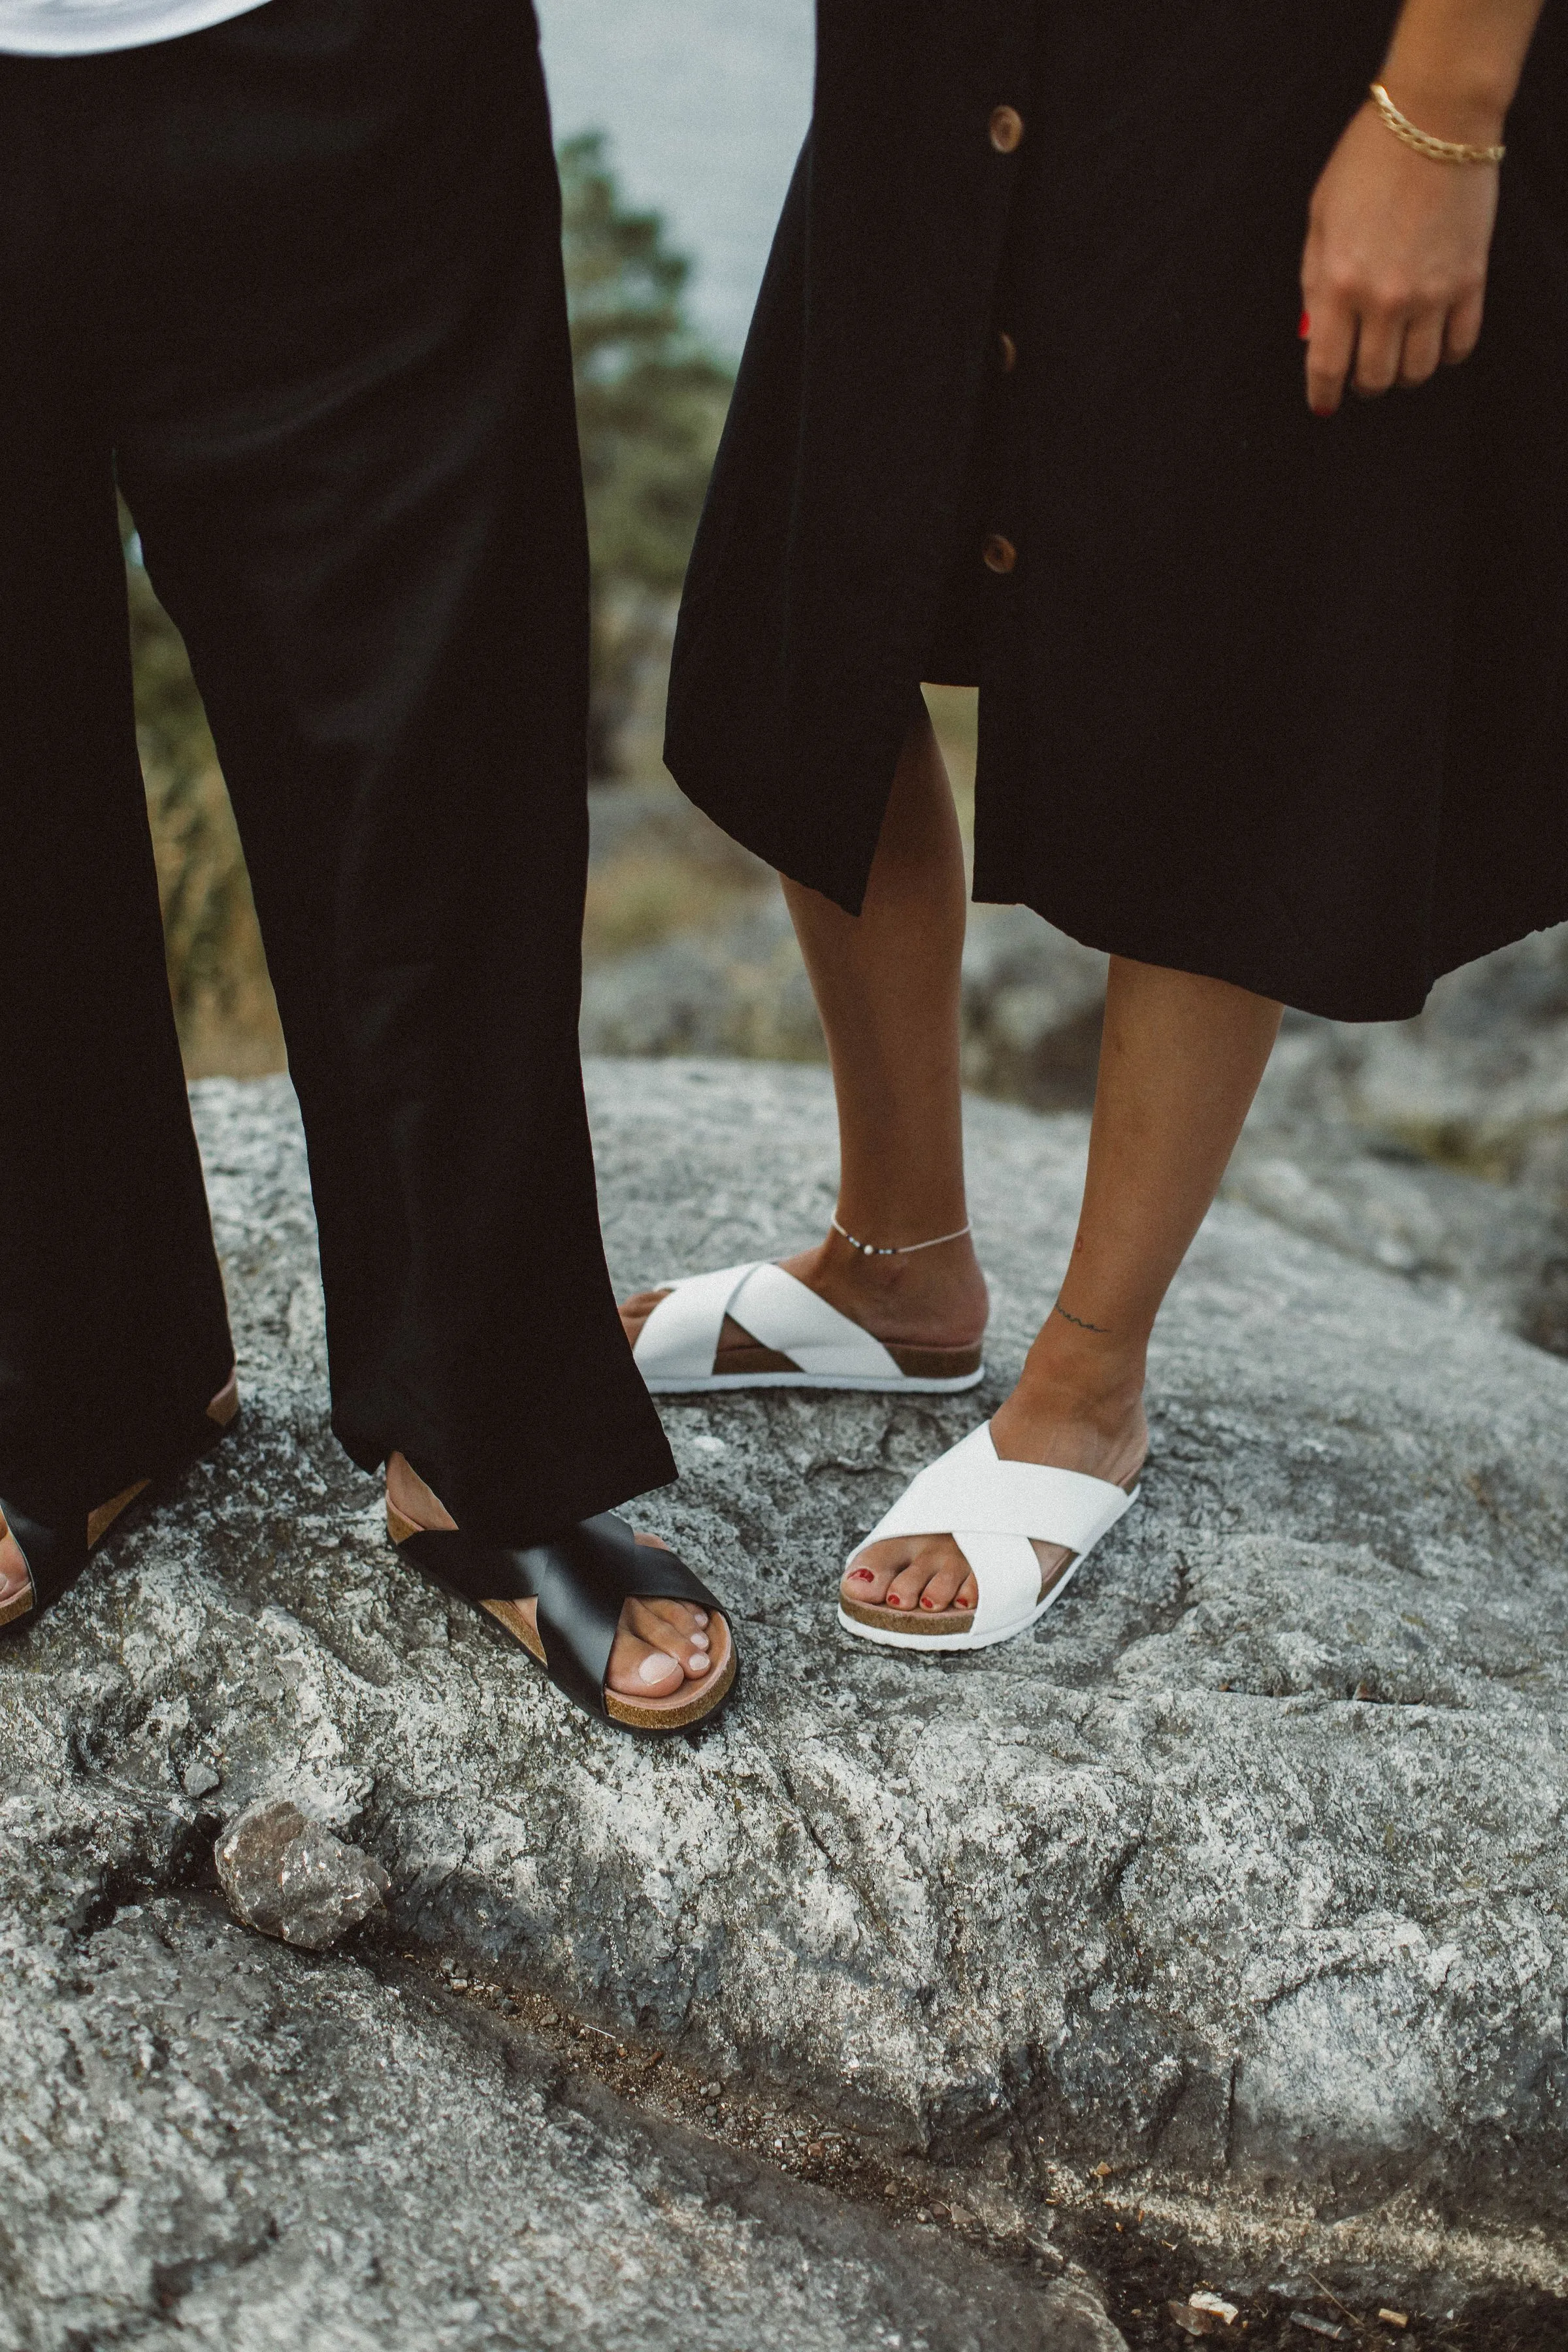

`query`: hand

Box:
[1300,98,1499,415]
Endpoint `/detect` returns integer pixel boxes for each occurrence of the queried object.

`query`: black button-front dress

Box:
[664,0,1568,1021]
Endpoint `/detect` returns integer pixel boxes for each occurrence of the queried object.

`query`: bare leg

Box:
[385,1453,721,1701]
[846,958,1282,1614]
[621,705,989,1360]
[0,1367,240,1621]
[619,699,1281,1622]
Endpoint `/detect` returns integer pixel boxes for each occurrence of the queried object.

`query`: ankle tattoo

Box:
[1054,1303,1111,1335]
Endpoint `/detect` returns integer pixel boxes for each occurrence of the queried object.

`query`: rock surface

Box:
[3,1061,1567,2340]
[216,1793,391,1950]
[0,1890,1113,2352]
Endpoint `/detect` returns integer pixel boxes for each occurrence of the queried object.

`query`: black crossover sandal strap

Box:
[0,1384,239,1644]
[0,1499,86,1637]
[392,1511,731,1728]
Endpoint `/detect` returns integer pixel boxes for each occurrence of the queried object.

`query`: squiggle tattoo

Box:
[1054,1304,1110,1333]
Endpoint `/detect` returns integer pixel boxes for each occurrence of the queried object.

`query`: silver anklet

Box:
[830,1214,972,1258]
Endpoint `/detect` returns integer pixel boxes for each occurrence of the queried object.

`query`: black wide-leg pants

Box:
[0,0,676,1535]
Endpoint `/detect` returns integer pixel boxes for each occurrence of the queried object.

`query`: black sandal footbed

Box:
[0,1395,239,1642]
[388,1507,737,1735]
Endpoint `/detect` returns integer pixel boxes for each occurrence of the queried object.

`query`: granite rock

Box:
[215,1793,391,1950]
[2,1062,1566,2332]
[0,1889,1116,2352]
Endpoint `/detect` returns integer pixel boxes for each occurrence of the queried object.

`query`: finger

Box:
[1398,308,1445,388]
[1352,304,1406,397]
[1443,284,1486,365]
[1303,291,1357,417]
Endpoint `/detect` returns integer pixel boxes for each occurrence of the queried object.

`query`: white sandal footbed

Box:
[838,1424,1139,1653]
[631,1261,984,1396]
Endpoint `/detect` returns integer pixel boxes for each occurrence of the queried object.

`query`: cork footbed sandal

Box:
[387,1505,736,1733]
[631,1261,983,1395]
[0,1381,240,1642]
[838,1424,1141,1653]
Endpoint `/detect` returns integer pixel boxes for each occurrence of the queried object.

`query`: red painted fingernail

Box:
[1298,310,1311,340]
[1311,404,1335,418]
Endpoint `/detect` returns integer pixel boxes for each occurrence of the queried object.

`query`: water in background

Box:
[534,0,813,357]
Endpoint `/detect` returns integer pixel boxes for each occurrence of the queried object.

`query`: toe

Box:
[623,1548,719,1680]
[885,1536,969,1612]
[606,1627,686,1698]
[840,1538,908,1605]
[623,1593,719,1681]
[619,1287,672,1347]
[915,1548,976,1614]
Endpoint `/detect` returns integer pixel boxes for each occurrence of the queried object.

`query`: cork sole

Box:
[0,1382,239,1633]
[387,1503,735,1731]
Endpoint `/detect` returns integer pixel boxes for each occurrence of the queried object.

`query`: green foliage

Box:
[125,523,285,1074]
[131,127,727,1072]
[560,131,734,775]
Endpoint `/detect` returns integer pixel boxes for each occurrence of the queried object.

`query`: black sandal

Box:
[387,1505,737,1734]
[0,1384,240,1642]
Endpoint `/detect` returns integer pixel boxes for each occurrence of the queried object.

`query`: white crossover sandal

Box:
[632,1260,985,1396]
[838,1423,1140,1652]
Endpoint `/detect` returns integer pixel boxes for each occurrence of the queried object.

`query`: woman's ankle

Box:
[1005,1332,1147,1435]
[785,1228,988,1348]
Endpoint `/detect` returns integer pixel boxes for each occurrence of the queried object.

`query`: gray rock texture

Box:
[3,1061,1567,2340]
[0,1890,1112,2352]
[216,1794,391,1950]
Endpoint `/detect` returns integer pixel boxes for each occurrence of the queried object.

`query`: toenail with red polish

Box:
[849,1569,874,1582]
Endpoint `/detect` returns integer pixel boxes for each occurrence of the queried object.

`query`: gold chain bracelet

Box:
[1369,82,1505,167]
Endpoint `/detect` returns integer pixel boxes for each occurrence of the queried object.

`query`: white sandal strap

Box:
[633,1261,902,1382]
[632,1262,760,1381]
[847,1424,1134,1637]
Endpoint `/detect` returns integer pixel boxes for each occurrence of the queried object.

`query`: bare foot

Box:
[1,1368,240,1626]
[840,1379,1148,1622]
[385,1453,723,1702]
[619,1226,988,1368]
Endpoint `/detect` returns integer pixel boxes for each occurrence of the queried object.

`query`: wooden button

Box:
[988,105,1025,155]
[996,329,1018,374]
[982,533,1017,575]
